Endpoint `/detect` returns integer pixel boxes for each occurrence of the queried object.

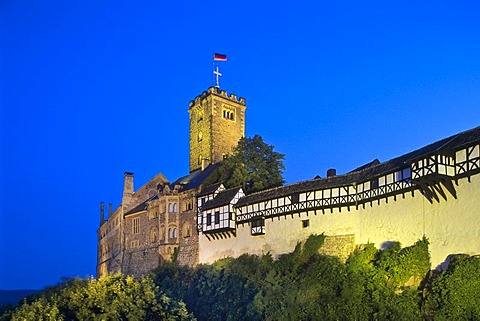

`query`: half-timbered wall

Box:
[198,189,244,234]
[198,143,480,269]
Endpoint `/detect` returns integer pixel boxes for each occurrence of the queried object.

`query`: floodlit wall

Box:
[199,174,480,269]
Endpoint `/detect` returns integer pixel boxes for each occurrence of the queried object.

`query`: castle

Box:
[97,86,480,278]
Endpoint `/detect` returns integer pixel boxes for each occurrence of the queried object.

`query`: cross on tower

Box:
[213,66,222,88]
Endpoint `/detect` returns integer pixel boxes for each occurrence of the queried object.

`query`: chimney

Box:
[327,168,336,177]
[100,202,105,225]
[122,172,134,209]
[123,172,134,195]
[108,203,113,217]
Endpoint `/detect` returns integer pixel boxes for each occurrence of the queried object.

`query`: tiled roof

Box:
[124,164,221,216]
[171,163,220,191]
[348,159,380,173]
[125,194,158,216]
[236,126,480,207]
[197,182,223,197]
[201,187,242,211]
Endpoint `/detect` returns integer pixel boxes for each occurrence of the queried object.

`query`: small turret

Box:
[100,202,105,225]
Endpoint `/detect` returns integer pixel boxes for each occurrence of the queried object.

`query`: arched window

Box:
[183,223,191,238]
[168,203,173,213]
[198,131,203,142]
[172,202,177,213]
[150,228,158,243]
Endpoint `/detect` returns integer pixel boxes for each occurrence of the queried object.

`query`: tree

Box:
[10,274,194,321]
[207,135,285,194]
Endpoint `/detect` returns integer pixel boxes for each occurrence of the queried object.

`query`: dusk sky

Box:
[1,1,480,290]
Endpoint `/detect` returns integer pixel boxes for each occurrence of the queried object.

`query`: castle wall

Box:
[199,174,480,268]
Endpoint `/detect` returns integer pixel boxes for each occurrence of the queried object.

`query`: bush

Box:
[429,255,480,320]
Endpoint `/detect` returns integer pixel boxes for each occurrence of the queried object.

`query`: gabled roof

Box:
[197,182,224,198]
[236,126,480,207]
[124,164,220,216]
[171,163,220,191]
[201,187,242,211]
[125,194,158,216]
[348,159,380,173]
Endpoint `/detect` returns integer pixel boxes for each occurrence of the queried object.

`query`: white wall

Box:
[199,174,480,269]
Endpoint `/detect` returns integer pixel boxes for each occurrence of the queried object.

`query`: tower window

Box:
[198,131,203,142]
[222,109,235,121]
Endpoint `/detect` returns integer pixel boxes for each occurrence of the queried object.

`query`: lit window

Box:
[198,131,203,142]
[168,202,177,213]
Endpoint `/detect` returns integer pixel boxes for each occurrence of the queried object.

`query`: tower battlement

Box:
[189,86,246,107]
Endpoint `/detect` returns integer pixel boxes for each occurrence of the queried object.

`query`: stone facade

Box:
[189,87,246,172]
[97,87,246,278]
[98,85,480,279]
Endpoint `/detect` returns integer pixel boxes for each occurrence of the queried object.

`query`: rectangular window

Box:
[302,219,310,228]
[290,193,299,203]
[132,218,140,234]
[251,218,265,235]
[370,178,379,189]
[214,211,220,224]
[206,213,212,226]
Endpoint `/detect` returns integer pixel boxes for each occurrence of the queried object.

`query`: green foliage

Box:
[149,235,436,321]
[153,261,261,321]
[0,304,14,321]
[6,237,479,321]
[11,297,63,321]
[376,237,430,288]
[205,135,285,193]
[9,274,194,321]
[428,255,480,320]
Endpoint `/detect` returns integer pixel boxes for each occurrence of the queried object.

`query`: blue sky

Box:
[1,1,479,290]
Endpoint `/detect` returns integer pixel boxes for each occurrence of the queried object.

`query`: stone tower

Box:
[189,86,246,172]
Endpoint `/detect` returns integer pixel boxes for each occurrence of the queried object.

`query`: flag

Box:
[214,53,227,61]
